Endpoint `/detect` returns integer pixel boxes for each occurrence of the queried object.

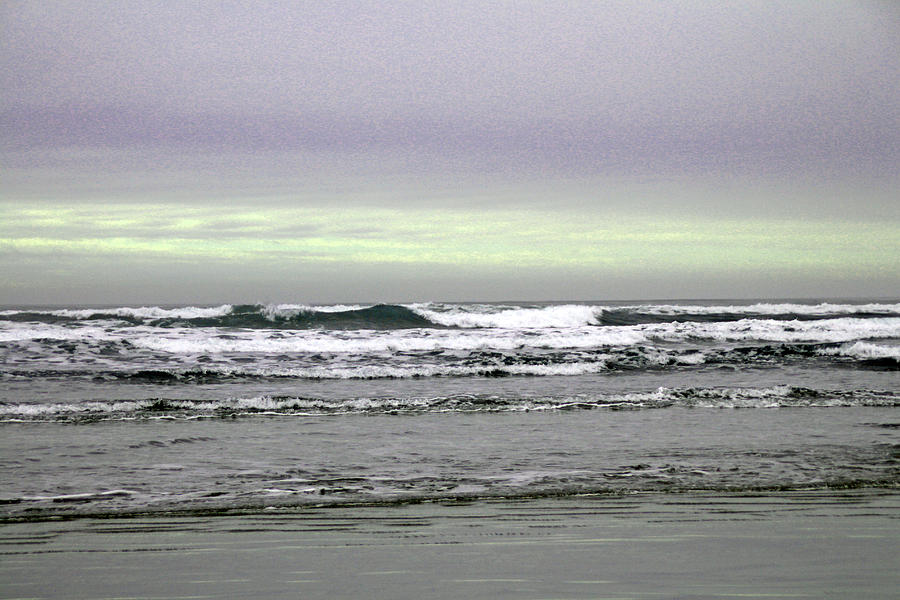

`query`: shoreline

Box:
[3,489,898,599]
[4,482,899,525]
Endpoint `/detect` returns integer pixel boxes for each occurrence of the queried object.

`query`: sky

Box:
[2,1,898,304]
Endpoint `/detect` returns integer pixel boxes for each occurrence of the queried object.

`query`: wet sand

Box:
[2,490,898,599]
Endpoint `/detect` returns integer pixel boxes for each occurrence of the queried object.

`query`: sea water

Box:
[1,300,898,519]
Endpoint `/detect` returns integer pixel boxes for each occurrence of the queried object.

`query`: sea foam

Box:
[410,303,602,328]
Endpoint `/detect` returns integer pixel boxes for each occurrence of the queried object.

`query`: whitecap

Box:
[409,303,602,328]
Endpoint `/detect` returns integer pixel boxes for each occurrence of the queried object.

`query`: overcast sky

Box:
[2,1,898,304]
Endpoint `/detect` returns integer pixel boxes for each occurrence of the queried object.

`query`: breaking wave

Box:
[2,386,897,422]
[3,315,897,348]
[2,301,899,330]
[0,304,430,330]
[0,341,874,382]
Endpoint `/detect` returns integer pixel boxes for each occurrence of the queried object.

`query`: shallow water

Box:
[3,404,898,519]
[3,491,898,599]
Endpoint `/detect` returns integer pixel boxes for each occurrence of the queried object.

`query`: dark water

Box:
[1,300,898,520]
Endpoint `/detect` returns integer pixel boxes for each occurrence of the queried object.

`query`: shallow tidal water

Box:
[2,490,898,599]
[3,406,899,520]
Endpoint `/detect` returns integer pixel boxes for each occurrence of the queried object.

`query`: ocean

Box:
[1,299,898,521]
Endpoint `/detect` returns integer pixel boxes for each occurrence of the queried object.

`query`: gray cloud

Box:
[2,1,899,303]
[2,1,898,173]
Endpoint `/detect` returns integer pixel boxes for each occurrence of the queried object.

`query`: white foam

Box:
[0,400,146,416]
[260,303,371,320]
[676,352,707,365]
[0,305,234,320]
[589,385,895,409]
[205,361,615,379]
[3,301,897,326]
[125,326,644,354]
[20,490,138,502]
[621,301,900,316]
[3,313,899,362]
[641,317,900,344]
[409,303,602,328]
[218,386,899,411]
[0,322,119,342]
[3,384,896,421]
[122,316,900,356]
[821,341,900,359]
[407,301,900,328]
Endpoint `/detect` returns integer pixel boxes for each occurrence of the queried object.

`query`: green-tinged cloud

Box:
[2,202,896,280]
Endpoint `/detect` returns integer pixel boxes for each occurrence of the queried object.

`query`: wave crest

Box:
[410,304,602,328]
[2,301,899,330]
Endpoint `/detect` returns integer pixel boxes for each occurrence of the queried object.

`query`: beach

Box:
[2,490,898,599]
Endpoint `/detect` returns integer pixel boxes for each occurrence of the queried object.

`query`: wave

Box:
[3,386,897,422]
[0,303,435,330]
[413,301,900,328]
[108,342,873,379]
[820,341,900,370]
[4,339,892,383]
[617,301,900,317]
[0,342,836,383]
[0,304,234,323]
[0,343,835,382]
[3,318,898,377]
[2,301,899,330]
[410,303,602,328]
[824,341,900,359]
[8,316,891,351]
[6,477,896,523]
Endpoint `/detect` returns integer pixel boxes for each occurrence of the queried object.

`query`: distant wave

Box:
[0,305,234,322]
[2,301,899,330]
[0,304,433,330]
[413,301,900,328]
[409,303,602,328]
[4,315,898,349]
[596,302,900,326]
[618,301,900,317]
